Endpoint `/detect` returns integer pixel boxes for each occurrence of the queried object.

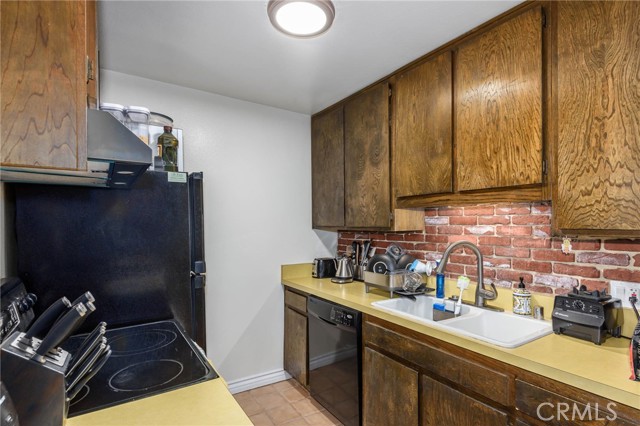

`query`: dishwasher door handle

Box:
[308,311,357,334]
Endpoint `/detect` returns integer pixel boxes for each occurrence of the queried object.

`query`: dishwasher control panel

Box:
[330,307,356,327]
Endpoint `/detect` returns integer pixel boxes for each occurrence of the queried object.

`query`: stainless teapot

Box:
[331,256,353,284]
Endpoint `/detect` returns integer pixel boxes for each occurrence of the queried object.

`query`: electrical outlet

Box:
[610,280,640,309]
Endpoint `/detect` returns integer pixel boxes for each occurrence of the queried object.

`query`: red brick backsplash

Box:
[337,202,640,295]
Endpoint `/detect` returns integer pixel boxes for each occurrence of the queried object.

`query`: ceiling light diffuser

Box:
[268,0,335,38]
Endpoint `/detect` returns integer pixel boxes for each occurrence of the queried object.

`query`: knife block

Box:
[1,332,69,426]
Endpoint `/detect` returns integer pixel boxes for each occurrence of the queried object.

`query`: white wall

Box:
[101,70,336,384]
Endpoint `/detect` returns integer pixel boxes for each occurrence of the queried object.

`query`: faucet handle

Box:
[479,283,498,300]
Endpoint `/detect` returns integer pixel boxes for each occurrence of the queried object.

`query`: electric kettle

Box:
[332,256,353,284]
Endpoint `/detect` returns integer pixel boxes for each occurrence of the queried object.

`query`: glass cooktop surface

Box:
[63,320,217,417]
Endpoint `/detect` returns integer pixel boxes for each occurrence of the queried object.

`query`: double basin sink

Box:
[372,295,552,348]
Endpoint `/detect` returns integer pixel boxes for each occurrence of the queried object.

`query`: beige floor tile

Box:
[304,410,342,426]
[255,392,289,410]
[280,417,309,426]
[292,397,324,416]
[250,412,275,426]
[250,385,278,398]
[281,386,309,403]
[233,391,254,405]
[237,397,263,417]
[272,379,297,392]
[266,403,302,424]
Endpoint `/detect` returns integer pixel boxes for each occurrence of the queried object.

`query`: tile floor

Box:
[233,379,343,425]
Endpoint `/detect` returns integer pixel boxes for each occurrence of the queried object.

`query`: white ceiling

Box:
[98,0,522,115]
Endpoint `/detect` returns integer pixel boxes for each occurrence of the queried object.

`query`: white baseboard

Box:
[226,369,292,394]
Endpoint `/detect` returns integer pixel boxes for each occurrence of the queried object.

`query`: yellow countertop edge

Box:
[66,375,252,426]
[282,263,640,410]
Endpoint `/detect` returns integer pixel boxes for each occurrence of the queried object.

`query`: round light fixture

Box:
[268,0,335,38]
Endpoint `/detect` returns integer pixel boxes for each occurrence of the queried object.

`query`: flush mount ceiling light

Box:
[268,0,335,38]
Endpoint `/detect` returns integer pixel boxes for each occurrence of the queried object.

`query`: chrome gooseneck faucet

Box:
[435,240,501,310]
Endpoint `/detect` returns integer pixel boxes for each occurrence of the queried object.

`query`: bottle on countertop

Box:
[513,277,532,316]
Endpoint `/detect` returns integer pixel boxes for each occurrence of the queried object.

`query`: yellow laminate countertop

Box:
[282,263,640,410]
[66,377,251,426]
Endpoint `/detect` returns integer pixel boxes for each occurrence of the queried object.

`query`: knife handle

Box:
[24,297,72,340]
[34,303,87,363]
[67,335,106,378]
[67,347,111,401]
[70,291,95,307]
[71,322,106,367]
[66,342,106,390]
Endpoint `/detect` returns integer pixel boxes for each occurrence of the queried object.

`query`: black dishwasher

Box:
[307,296,361,426]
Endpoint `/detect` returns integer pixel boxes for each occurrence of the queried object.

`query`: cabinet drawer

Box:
[515,380,636,426]
[284,289,307,313]
[364,320,510,406]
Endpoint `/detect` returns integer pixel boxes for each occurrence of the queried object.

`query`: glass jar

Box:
[124,106,150,145]
[99,102,126,124]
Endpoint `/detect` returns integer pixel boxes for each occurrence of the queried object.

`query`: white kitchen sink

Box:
[372,295,552,348]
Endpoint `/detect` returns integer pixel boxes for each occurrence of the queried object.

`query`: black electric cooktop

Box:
[64,320,217,417]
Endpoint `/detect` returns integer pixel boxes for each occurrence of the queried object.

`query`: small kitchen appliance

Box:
[629,292,640,381]
[332,256,353,284]
[312,258,336,278]
[552,286,622,345]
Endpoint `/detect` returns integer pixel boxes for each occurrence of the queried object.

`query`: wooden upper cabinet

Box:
[311,106,345,228]
[553,1,640,235]
[455,6,543,192]
[394,51,453,198]
[86,0,98,109]
[1,0,90,171]
[344,83,391,228]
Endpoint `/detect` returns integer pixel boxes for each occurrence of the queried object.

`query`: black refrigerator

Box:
[11,171,207,350]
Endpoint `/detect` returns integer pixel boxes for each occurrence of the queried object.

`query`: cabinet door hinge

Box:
[542,9,547,28]
[389,212,394,221]
[542,159,548,175]
[86,56,95,82]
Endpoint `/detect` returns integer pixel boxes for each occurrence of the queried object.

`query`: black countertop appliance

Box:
[10,171,213,416]
[552,286,622,345]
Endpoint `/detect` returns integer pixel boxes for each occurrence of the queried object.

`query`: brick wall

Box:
[337,202,640,295]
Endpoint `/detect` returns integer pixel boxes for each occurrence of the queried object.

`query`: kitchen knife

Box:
[70,291,95,308]
[24,296,71,340]
[66,347,111,402]
[68,322,106,371]
[362,240,371,263]
[66,335,106,378]
[66,342,107,391]
[33,303,88,363]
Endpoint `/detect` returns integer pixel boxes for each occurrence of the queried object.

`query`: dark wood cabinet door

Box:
[311,106,345,229]
[1,0,88,170]
[344,83,391,228]
[284,306,307,386]
[554,1,640,234]
[363,347,419,426]
[394,51,453,198]
[455,6,543,192]
[421,375,509,426]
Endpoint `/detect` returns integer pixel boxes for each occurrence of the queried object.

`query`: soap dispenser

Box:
[513,277,532,315]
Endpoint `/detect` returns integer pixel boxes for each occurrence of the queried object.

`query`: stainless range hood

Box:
[0,109,152,188]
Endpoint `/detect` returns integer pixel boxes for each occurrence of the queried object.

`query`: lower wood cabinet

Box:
[362,347,419,426]
[362,314,639,426]
[421,375,509,426]
[283,289,308,387]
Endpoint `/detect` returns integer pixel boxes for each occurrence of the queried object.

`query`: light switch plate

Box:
[610,280,640,309]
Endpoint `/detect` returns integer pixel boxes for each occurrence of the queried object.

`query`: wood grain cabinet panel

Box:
[553,1,640,235]
[284,305,307,387]
[311,106,345,228]
[421,375,509,426]
[1,0,89,171]
[344,83,391,228]
[394,51,453,198]
[363,347,419,426]
[515,379,636,426]
[455,6,543,192]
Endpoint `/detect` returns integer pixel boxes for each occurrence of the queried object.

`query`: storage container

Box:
[124,106,150,145]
